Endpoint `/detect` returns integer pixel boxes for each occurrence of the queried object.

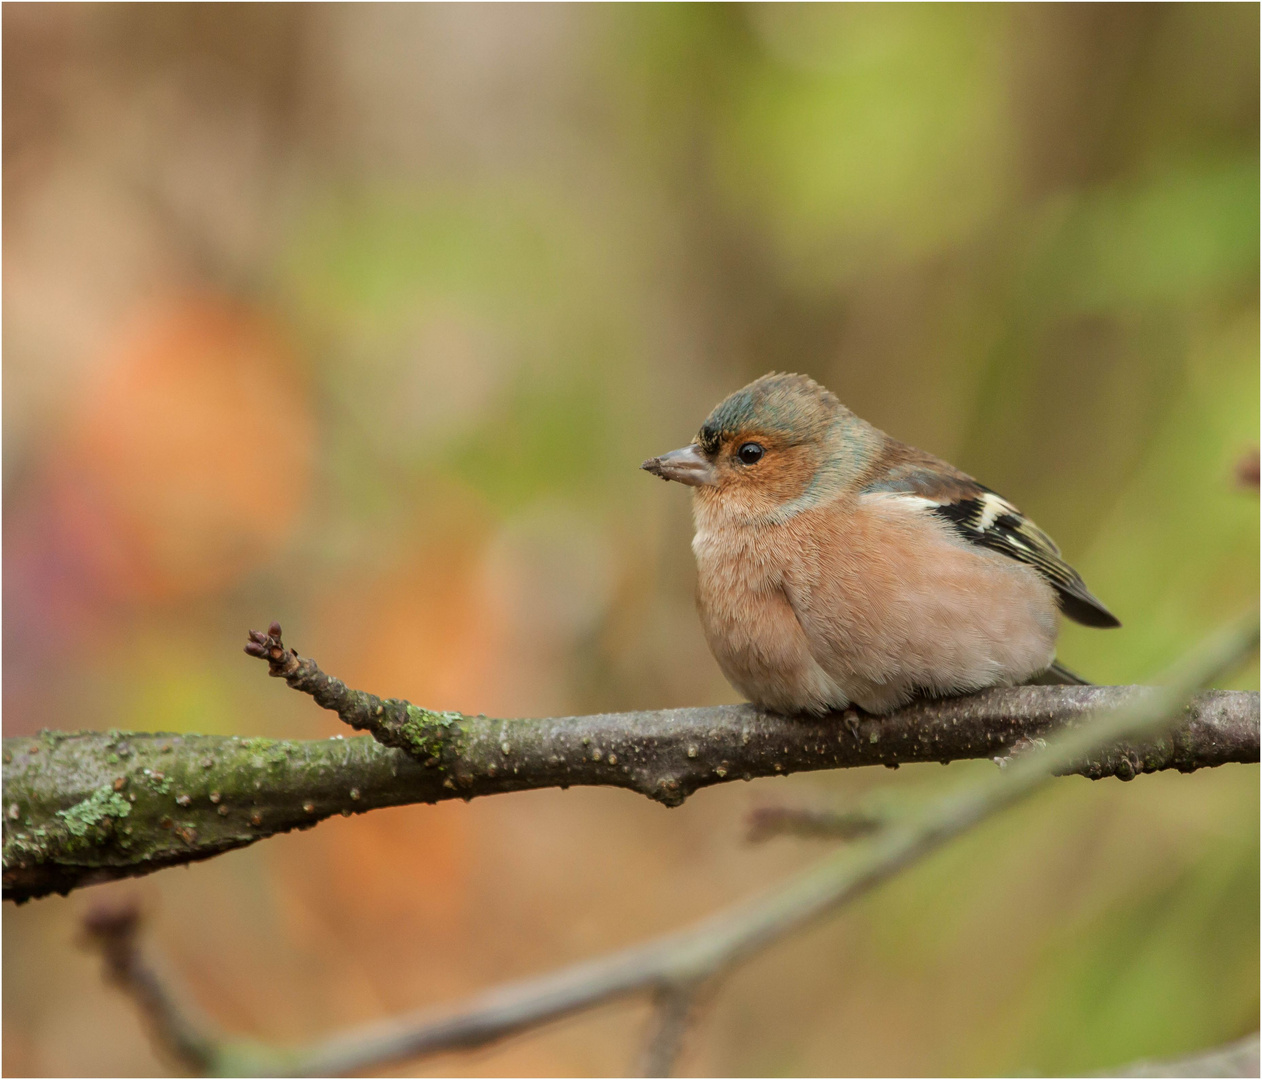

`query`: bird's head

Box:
[641,373,878,521]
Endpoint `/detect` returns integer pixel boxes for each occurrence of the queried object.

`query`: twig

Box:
[83,614,1259,1077]
[1236,447,1259,491]
[81,900,220,1075]
[746,805,884,843]
[1100,1031,1259,1077]
[5,626,1257,902]
[638,984,699,1078]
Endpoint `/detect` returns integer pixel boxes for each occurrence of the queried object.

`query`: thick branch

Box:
[5,661,1257,902]
[82,616,1258,1077]
[243,625,1260,792]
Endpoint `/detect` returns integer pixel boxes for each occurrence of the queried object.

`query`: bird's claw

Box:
[842,709,863,742]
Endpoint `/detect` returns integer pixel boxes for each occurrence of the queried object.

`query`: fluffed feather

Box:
[858,440,1121,629]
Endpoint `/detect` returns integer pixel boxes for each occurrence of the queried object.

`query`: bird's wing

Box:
[859,443,1121,629]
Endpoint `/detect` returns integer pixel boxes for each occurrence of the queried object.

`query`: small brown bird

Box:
[642,373,1119,715]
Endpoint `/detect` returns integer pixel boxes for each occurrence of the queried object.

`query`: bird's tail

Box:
[1025,660,1091,686]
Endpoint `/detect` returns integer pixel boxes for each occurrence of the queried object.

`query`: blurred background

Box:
[3,4,1258,1076]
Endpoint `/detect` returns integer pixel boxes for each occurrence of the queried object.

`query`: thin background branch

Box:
[1101,1032,1259,1078]
[638,985,700,1078]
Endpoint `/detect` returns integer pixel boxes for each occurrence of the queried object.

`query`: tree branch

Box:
[1101,1032,1259,1077]
[80,898,291,1076]
[637,984,698,1078]
[4,622,1257,903]
[80,900,222,1075]
[80,614,1258,1077]
[746,805,885,843]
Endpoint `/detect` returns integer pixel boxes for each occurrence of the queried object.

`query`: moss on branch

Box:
[5,677,1258,904]
[75,616,1261,1077]
[0,621,1254,903]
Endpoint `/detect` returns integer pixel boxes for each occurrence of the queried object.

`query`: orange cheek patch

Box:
[702,442,819,522]
[721,441,815,501]
[757,446,817,499]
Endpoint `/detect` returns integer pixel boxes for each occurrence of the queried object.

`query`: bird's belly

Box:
[785,503,1059,713]
[692,504,1059,716]
[693,528,851,715]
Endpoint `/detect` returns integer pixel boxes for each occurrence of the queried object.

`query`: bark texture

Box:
[4,684,1257,903]
[74,614,1259,1076]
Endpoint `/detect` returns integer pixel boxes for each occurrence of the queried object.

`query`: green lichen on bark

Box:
[57,785,132,837]
[3,782,134,873]
[399,707,463,764]
[2,729,448,903]
[4,685,1258,904]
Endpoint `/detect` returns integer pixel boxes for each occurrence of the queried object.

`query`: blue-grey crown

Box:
[698,373,839,453]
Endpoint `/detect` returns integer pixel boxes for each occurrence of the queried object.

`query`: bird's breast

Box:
[690,515,849,714]
[687,495,1060,715]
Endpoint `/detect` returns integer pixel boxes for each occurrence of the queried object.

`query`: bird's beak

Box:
[641,444,717,487]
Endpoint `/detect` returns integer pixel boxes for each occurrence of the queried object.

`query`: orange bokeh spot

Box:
[318,535,502,718]
[52,295,315,602]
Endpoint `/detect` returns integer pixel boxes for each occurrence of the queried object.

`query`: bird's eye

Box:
[737,442,764,465]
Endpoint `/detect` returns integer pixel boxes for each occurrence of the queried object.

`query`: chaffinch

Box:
[642,372,1119,715]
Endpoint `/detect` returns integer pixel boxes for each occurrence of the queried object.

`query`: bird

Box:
[641,372,1119,716]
